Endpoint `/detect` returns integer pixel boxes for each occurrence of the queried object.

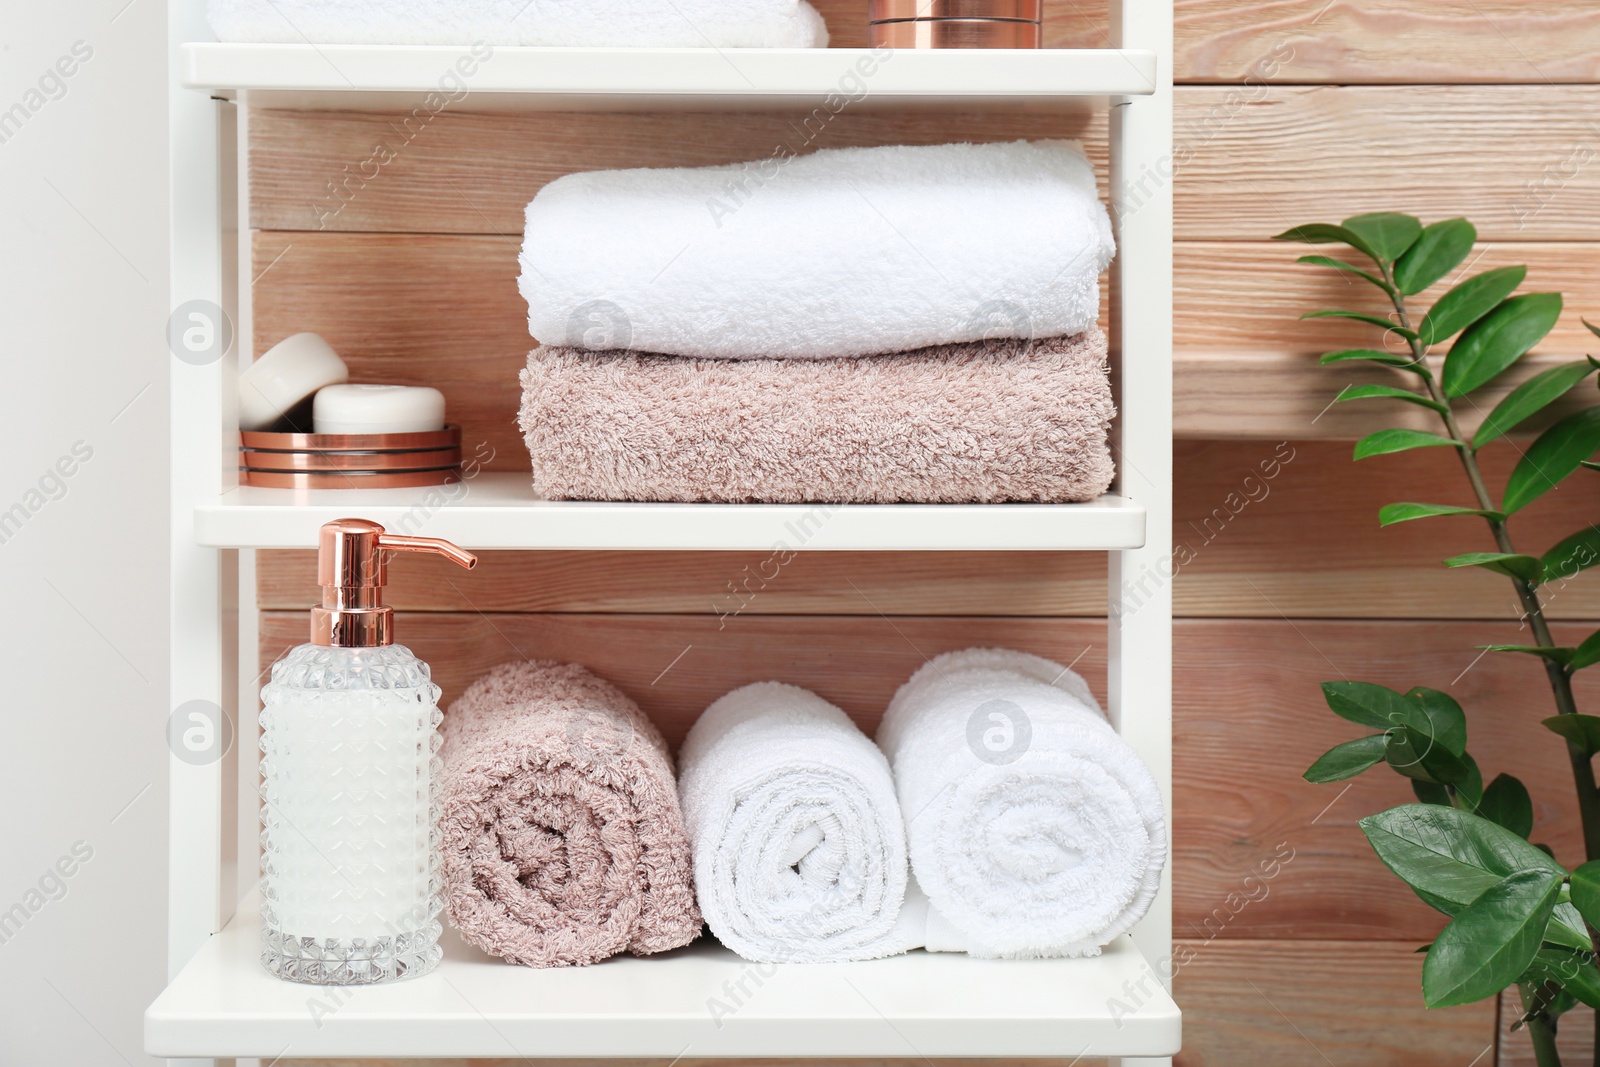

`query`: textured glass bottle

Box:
[259,519,476,985]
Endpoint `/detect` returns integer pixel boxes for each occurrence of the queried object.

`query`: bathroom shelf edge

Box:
[192,472,1148,550]
[180,42,1158,111]
[145,900,1182,1059]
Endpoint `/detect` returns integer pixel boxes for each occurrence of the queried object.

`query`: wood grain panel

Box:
[1166,440,1600,621]
[257,549,1109,615]
[257,612,1110,747]
[1176,1,1600,84]
[1176,86,1600,241]
[251,232,1600,451]
[255,614,1600,940]
[257,442,1600,622]
[1171,940,1495,1066]
[250,88,1600,240]
[1174,618,1597,942]
[250,107,1104,234]
[1176,242,1600,360]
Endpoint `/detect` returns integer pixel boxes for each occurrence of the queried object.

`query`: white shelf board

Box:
[146,905,1181,1059]
[193,472,1146,551]
[181,43,1157,111]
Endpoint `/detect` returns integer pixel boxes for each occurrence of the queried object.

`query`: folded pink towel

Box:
[440,661,702,967]
[518,329,1115,504]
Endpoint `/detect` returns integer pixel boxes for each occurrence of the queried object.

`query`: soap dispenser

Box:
[259,518,477,985]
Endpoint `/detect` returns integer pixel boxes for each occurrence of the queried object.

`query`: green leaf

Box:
[1394,218,1476,295]
[1273,223,1384,263]
[1297,255,1394,292]
[1483,645,1576,666]
[1543,527,1600,582]
[1443,293,1564,398]
[1420,265,1527,347]
[1570,630,1600,671]
[1319,348,1426,371]
[1303,309,1417,339]
[1504,408,1600,513]
[1386,725,1470,785]
[1379,502,1505,526]
[1570,861,1600,931]
[1455,751,1486,810]
[1542,714,1600,755]
[1586,318,1600,342]
[1473,360,1598,449]
[1477,775,1534,839]
[1336,383,1447,411]
[1321,681,1428,733]
[1355,429,1461,459]
[1343,212,1424,264]
[1547,902,1595,953]
[1422,868,1561,1007]
[1522,947,1600,1010]
[1414,779,1452,805]
[1407,687,1469,757]
[1304,734,1390,783]
[1442,552,1544,584]
[1359,804,1566,911]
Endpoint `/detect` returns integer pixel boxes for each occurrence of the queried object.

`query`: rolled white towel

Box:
[209,0,828,47]
[878,648,1167,959]
[678,682,913,963]
[521,139,1114,359]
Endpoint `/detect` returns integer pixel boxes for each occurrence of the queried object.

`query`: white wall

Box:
[0,3,169,1064]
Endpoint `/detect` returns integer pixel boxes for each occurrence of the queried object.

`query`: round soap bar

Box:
[238,333,349,431]
[313,384,447,435]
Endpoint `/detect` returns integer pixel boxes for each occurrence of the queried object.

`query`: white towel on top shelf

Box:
[208,0,828,48]
[520,139,1115,359]
[877,648,1167,959]
[677,682,914,963]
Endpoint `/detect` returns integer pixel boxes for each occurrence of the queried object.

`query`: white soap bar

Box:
[313,384,447,435]
[239,333,349,431]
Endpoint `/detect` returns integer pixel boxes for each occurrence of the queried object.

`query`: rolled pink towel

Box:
[518,329,1115,504]
[440,661,701,967]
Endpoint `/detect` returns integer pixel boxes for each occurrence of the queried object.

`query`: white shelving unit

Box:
[157,0,1176,1061]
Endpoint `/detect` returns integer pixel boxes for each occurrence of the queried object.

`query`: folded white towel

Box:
[209,0,827,47]
[521,140,1114,359]
[678,682,913,963]
[877,648,1166,959]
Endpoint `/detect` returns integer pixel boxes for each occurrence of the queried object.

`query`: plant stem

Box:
[1387,282,1600,861]
[1522,982,1566,1067]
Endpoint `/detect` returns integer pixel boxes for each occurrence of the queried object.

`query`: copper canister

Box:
[868,18,1042,48]
[238,424,464,488]
[869,0,1042,20]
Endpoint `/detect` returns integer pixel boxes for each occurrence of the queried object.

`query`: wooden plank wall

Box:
[255,4,1600,1064]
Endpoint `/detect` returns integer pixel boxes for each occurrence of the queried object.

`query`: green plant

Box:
[1279,213,1600,1066]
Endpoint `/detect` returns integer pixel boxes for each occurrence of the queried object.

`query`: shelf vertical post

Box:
[1107,0,1176,1061]
[168,0,239,1026]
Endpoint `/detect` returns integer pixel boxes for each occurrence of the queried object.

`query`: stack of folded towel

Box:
[209,0,828,47]
[518,139,1118,504]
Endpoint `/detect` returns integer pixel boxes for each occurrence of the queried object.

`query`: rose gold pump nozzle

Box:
[311,518,477,647]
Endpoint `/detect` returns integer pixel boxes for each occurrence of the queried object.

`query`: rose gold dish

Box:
[238,424,461,453]
[869,0,1041,21]
[868,18,1041,48]
[238,468,463,489]
[239,446,462,472]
